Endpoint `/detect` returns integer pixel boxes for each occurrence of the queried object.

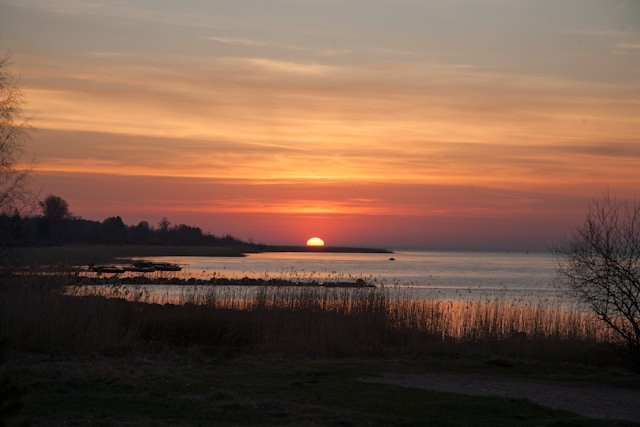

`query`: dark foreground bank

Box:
[1,273,639,425]
[4,351,639,426]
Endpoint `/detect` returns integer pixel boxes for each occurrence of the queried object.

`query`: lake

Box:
[107,250,562,304]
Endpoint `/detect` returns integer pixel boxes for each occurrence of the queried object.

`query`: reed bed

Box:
[0,273,622,365]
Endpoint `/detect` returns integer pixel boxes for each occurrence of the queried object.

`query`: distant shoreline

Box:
[70,275,376,289]
[4,244,392,266]
[257,245,392,254]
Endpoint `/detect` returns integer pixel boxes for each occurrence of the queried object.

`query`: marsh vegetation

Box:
[0,270,620,364]
[1,263,639,425]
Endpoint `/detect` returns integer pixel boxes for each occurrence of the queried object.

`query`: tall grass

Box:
[0,273,621,365]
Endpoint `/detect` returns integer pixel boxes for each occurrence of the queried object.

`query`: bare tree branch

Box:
[0,51,34,215]
[553,194,640,370]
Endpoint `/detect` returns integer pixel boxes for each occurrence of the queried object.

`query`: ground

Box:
[4,350,639,426]
[367,372,640,423]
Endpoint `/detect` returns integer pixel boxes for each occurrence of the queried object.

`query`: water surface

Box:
[115,250,561,303]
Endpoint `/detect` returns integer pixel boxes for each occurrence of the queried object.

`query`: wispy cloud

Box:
[613,42,640,55]
[617,42,640,49]
[206,36,305,51]
[233,57,340,75]
[205,35,351,58]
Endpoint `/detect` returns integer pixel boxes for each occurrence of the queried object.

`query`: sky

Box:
[1,0,639,250]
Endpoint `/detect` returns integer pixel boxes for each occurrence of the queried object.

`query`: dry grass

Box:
[0,272,622,366]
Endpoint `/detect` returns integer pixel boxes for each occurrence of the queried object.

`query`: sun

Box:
[306,237,325,247]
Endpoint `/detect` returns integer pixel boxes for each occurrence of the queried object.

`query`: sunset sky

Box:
[1,0,639,249]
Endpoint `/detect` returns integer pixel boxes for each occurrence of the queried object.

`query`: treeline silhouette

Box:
[0,194,248,247]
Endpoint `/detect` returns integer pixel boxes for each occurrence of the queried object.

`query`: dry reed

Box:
[0,273,622,365]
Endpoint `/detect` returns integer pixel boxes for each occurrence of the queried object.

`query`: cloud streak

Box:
[3,0,639,247]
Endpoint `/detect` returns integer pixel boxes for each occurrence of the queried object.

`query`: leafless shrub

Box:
[0,52,34,216]
[553,194,640,370]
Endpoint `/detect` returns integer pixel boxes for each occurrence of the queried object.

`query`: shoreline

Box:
[257,245,392,254]
[3,243,392,266]
[70,274,376,288]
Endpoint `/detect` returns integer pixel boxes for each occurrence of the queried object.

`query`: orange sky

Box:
[1,0,639,249]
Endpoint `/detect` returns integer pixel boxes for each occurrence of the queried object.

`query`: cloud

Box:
[617,42,640,49]
[21,48,636,160]
[206,36,305,51]
[237,58,339,75]
[613,42,640,55]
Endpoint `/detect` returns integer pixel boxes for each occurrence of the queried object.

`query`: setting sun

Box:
[5,1,640,251]
[306,237,325,247]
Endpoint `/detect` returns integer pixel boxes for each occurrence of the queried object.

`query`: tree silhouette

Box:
[2,196,249,248]
[554,194,640,370]
[0,52,33,215]
[158,217,171,233]
[38,194,71,242]
[102,216,126,243]
[39,194,71,221]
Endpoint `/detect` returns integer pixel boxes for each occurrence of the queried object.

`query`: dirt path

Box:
[365,373,640,423]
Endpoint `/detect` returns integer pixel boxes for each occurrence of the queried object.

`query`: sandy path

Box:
[365,373,640,423]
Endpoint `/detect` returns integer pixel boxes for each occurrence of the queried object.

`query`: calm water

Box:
[129,250,561,303]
